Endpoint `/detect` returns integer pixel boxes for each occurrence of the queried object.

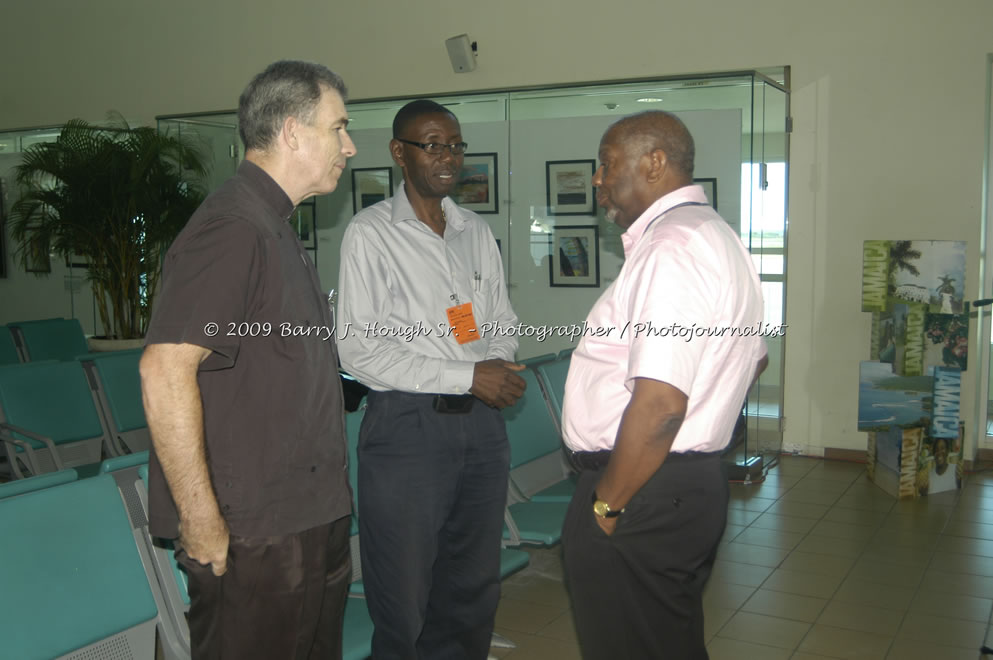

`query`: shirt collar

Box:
[237,160,295,228]
[621,184,709,256]
[389,182,465,235]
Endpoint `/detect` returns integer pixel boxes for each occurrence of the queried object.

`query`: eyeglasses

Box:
[395,138,468,155]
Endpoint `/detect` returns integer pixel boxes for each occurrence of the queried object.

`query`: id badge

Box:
[445,302,480,345]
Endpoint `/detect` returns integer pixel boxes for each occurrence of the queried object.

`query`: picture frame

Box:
[25,235,51,273]
[549,225,599,288]
[693,177,717,210]
[351,167,394,214]
[452,153,498,214]
[546,160,596,216]
[293,200,317,249]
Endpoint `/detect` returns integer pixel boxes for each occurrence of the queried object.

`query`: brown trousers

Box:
[177,516,352,660]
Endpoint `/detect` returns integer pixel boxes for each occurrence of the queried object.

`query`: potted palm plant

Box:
[9,114,208,342]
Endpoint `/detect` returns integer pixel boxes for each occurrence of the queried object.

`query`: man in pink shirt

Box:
[561,111,768,659]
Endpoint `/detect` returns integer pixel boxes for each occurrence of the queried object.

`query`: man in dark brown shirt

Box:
[140,60,356,660]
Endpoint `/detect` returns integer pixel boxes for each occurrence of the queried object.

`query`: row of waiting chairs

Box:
[0,348,149,479]
[0,453,378,660]
[0,317,90,365]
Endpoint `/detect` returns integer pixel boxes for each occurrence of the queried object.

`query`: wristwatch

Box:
[592,490,624,518]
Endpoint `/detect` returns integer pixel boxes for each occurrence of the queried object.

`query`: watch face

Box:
[593,501,609,517]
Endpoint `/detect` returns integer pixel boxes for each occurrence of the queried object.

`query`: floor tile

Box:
[822,505,889,527]
[815,600,904,636]
[797,624,892,659]
[706,636,792,660]
[750,512,820,534]
[709,559,775,588]
[795,533,870,558]
[778,550,856,577]
[494,598,565,635]
[732,526,806,551]
[908,587,993,622]
[760,568,844,599]
[702,580,756,610]
[896,611,988,649]
[810,519,878,541]
[716,611,811,650]
[885,638,985,660]
[765,500,830,520]
[847,557,926,588]
[832,577,916,611]
[491,631,581,659]
[717,541,791,568]
[740,588,827,622]
[919,569,993,599]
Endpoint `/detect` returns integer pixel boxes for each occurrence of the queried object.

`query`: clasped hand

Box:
[470,359,526,408]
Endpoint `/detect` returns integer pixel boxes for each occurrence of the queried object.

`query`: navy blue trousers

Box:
[358,391,510,660]
[563,453,728,660]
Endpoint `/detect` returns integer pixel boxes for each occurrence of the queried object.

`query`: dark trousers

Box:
[562,454,728,660]
[358,391,510,660]
[178,516,352,660]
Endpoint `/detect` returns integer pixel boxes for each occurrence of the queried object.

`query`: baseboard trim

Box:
[822,448,867,463]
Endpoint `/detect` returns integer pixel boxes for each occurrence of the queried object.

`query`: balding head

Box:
[603,111,695,181]
[592,111,696,229]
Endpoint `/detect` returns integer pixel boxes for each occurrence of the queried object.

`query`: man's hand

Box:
[594,514,617,536]
[178,515,230,576]
[470,359,526,408]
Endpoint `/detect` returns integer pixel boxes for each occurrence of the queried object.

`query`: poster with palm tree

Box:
[862,240,967,315]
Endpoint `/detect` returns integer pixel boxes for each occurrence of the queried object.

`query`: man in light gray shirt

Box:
[337,99,525,659]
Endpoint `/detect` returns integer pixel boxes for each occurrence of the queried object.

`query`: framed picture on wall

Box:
[546,160,596,216]
[25,235,51,273]
[693,177,717,210]
[351,167,394,214]
[452,153,498,214]
[549,225,599,288]
[293,200,317,249]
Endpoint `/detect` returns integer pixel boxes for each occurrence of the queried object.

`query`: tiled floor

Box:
[489,454,993,659]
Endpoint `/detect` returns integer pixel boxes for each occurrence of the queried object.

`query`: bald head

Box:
[593,110,697,228]
[603,111,695,182]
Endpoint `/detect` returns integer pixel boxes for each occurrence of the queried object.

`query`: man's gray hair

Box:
[608,111,695,178]
[238,60,347,152]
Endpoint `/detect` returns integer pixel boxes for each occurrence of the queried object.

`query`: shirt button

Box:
[310,466,317,472]
[414,384,421,391]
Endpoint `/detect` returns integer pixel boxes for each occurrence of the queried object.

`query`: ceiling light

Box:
[636,97,663,103]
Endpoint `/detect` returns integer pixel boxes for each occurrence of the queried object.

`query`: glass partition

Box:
[155,70,790,470]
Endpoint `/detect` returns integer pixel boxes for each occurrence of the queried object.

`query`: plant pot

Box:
[87,337,145,353]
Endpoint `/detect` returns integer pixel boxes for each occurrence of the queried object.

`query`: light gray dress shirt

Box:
[337,182,519,394]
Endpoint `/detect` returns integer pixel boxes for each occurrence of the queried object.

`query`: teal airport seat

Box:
[503,366,574,498]
[0,467,77,500]
[9,317,89,362]
[133,463,191,660]
[0,326,22,365]
[501,367,573,546]
[100,450,150,473]
[0,360,109,478]
[0,472,158,660]
[81,349,151,455]
[535,355,571,425]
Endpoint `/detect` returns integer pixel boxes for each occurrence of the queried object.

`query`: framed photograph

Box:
[25,235,51,273]
[546,160,596,216]
[693,177,717,210]
[293,200,316,249]
[351,167,393,214]
[550,225,599,288]
[452,153,498,214]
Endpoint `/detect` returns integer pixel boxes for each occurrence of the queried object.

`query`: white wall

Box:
[1,0,991,457]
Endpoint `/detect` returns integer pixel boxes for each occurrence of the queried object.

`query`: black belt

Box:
[567,448,721,471]
[432,394,475,414]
